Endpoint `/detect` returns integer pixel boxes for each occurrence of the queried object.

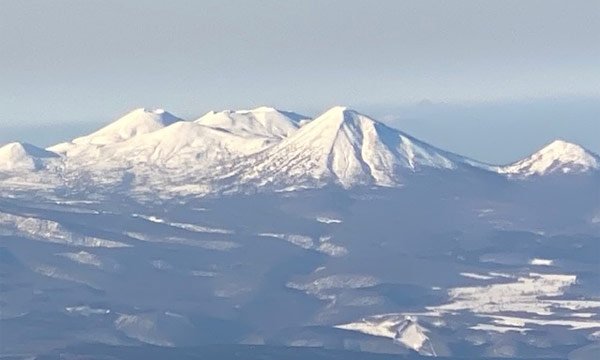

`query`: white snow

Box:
[114,313,173,346]
[53,108,181,148]
[151,259,172,270]
[500,140,599,176]
[132,214,233,234]
[259,232,347,256]
[470,324,531,334]
[2,107,596,198]
[429,273,578,316]
[488,272,514,279]
[65,305,110,316]
[34,265,97,289]
[0,212,130,248]
[190,270,218,277]
[336,315,436,355]
[236,106,471,189]
[487,314,600,330]
[571,313,597,318]
[287,274,379,296]
[460,272,494,280]
[529,258,554,266]
[57,251,103,268]
[126,232,240,251]
[336,315,401,339]
[316,242,349,257]
[316,216,343,224]
[259,233,314,249]
[0,142,59,171]
[396,320,435,355]
[195,106,307,139]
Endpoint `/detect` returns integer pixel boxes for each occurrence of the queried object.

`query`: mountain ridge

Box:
[194,106,309,139]
[499,139,599,177]
[1,106,597,197]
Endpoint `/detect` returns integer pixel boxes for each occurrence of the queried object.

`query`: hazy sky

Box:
[1,0,599,162]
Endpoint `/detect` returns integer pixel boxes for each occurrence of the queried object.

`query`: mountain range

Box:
[1,106,599,359]
[1,106,598,198]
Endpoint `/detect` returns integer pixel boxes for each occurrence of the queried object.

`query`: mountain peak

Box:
[195,107,308,139]
[308,107,370,131]
[319,106,358,119]
[325,105,350,112]
[395,316,435,356]
[543,139,587,152]
[501,139,599,176]
[0,142,59,171]
[249,106,278,112]
[54,108,182,149]
[133,107,168,115]
[235,108,462,189]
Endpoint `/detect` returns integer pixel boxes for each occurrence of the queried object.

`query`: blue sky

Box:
[1,0,599,163]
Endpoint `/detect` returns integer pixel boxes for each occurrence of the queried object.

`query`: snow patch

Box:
[0,212,129,248]
[57,251,103,268]
[287,274,378,299]
[259,232,347,256]
[460,272,493,280]
[529,258,554,266]
[0,142,59,171]
[114,313,172,346]
[470,324,530,334]
[132,214,233,234]
[66,305,110,316]
[430,273,578,316]
[126,232,240,251]
[316,216,343,224]
[195,107,307,139]
[336,315,436,356]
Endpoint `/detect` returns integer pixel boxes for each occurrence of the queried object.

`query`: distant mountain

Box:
[49,108,182,154]
[47,107,307,172]
[0,106,597,197]
[499,140,599,177]
[195,106,309,139]
[234,106,488,189]
[86,120,274,169]
[44,108,288,182]
[0,142,59,171]
[2,106,600,360]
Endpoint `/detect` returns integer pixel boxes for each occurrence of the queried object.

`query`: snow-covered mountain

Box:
[43,108,296,193]
[337,315,439,356]
[49,108,182,154]
[1,106,597,197]
[62,121,273,170]
[235,106,487,189]
[0,142,59,171]
[195,106,309,139]
[394,318,436,356]
[499,140,600,177]
[2,105,600,360]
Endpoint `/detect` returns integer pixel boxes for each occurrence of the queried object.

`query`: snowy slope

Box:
[2,106,597,197]
[499,140,600,177]
[235,106,483,189]
[49,108,182,154]
[395,317,436,356]
[0,142,59,171]
[195,106,308,139]
[337,315,437,356]
[44,117,293,196]
[48,107,301,173]
[42,109,285,192]
[92,121,273,168]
